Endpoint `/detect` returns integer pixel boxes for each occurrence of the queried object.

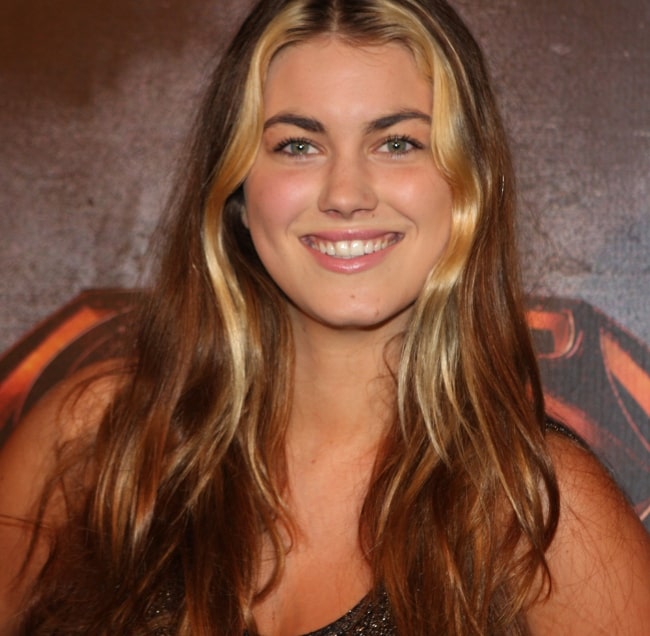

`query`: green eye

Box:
[275,138,315,155]
[288,140,311,154]
[388,139,410,153]
[380,135,422,155]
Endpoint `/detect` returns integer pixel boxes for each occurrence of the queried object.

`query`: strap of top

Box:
[544,415,589,448]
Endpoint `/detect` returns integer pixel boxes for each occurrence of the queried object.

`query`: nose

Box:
[317,152,379,217]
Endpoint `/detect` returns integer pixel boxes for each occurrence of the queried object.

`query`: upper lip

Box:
[301,229,403,241]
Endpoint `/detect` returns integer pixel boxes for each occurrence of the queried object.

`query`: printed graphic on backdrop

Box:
[0,290,648,528]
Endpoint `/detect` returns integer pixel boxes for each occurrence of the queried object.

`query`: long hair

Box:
[22,1,559,634]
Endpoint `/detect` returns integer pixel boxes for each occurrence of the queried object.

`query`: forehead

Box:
[263,36,432,119]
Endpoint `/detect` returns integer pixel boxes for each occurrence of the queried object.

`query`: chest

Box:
[253,458,375,635]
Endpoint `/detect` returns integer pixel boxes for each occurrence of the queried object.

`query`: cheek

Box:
[243,168,313,232]
[389,169,453,231]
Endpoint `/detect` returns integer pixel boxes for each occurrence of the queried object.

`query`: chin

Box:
[296,303,413,334]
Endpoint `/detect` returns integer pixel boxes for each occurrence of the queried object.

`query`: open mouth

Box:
[303,232,402,259]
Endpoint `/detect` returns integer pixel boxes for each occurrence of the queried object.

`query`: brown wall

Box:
[2,0,648,352]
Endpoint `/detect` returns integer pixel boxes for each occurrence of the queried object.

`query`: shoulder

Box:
[526,430,650,635]
[0,361,126,634]
[0,360,126,510]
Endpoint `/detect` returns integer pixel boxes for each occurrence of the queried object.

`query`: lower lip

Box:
[303,239,401,274]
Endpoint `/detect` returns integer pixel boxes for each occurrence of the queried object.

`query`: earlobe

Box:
[241,207,249,228]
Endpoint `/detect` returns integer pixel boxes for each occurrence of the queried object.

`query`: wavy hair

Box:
[22,1,559,634]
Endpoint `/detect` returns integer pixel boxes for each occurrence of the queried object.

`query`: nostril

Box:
[318,168,379,216]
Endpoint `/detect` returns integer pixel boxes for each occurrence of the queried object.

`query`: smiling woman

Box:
[1,1,649,635]
[243,38,452,331]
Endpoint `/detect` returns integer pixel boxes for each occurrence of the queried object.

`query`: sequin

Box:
[301,589,395,635]
[146,585,395,635]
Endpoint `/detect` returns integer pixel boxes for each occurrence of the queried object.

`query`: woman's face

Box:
[243,36,452,334]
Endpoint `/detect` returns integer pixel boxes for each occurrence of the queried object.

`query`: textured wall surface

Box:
[455,0,650,345]
[1,0,649,353]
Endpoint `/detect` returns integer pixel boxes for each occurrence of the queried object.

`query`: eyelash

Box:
[273,137,315,155]
[272,134,425,156]
[380,135,424,155]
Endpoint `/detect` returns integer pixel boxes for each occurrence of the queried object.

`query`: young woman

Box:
[1,0,649,634]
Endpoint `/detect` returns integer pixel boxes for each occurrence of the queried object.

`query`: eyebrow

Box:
[364,110,431,134]
[263,114,325,133]
[262,109,431,134]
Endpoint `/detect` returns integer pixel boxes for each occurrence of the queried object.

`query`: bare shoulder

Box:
[0,360,126,634]
[0,360,126,511]
[527,431,650,635]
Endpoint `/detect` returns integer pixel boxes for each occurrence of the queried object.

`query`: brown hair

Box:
[21,1,558,634]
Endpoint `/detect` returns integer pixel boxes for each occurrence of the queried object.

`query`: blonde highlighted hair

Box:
[22,1,558,634]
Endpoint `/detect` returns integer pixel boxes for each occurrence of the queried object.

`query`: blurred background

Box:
[1,0,648,351]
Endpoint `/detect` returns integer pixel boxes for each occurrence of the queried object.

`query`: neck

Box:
[287,312,403,457]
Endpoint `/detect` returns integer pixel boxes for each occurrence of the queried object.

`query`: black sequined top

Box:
[146,586,395,635]
[261,590,394,636]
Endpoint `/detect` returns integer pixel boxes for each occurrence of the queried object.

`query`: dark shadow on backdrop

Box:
[0,0,236,106]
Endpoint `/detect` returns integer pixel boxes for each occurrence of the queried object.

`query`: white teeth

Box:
[337,241,351,257]
[349,240,365,257]
[310,234,399,259]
